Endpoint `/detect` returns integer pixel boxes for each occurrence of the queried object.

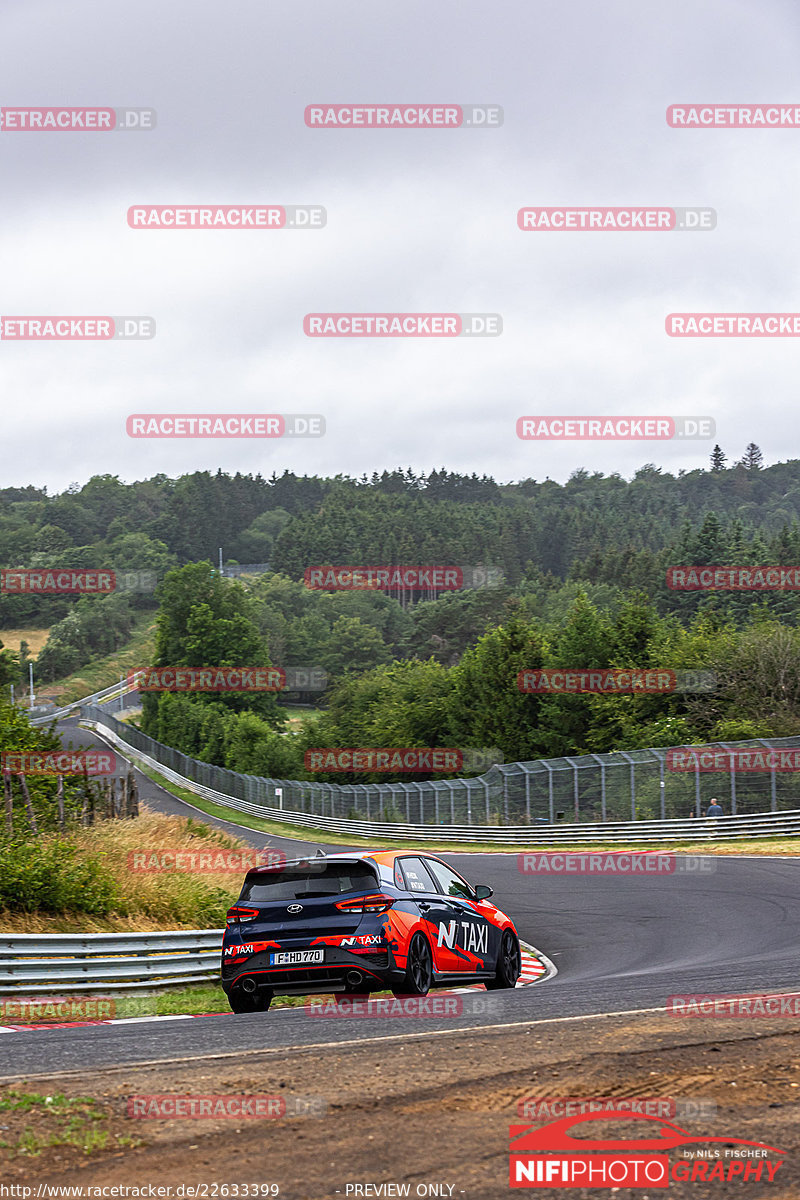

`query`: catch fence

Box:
[81,706,800,826]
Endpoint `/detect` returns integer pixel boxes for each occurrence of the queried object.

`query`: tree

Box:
[447,616,550,761]
[710,445,727,472]
[738,443,764,471]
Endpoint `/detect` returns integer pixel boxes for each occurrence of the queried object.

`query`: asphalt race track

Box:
[3,714,799,1080]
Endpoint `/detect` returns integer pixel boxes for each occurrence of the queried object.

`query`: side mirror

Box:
[474,884,493,901]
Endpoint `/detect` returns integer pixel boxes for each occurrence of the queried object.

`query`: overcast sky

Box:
[1,0,798,493]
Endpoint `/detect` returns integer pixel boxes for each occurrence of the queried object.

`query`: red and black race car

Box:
[221,849,522,1013]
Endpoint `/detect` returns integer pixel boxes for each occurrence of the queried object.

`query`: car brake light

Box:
[225,905,259,926]
[335,893,395,914]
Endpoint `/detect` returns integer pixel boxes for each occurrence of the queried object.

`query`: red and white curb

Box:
[517,942,554,986]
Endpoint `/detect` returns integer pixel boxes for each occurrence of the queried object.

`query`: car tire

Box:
[393,933,433,996]
[486,930,521,990]
[228,986,273,1014]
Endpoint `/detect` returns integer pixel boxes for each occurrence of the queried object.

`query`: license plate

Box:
[269,949,324,966]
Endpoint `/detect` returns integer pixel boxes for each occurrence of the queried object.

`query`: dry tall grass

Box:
[0,805,258,932]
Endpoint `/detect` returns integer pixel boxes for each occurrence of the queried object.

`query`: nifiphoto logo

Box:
[1,316,155,340]
[509,1112,785,1187]
[518,206,715,231]
[304,103,502,128]
[127,205,325,228]
[517,416,715,440]
[1,106,155,131]
[126,414,325,438]
[303,313,502,336]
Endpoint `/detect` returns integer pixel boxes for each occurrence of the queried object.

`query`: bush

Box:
[0,838,122,915]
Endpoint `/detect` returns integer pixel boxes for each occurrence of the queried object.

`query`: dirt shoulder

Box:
[2,1012,799,1199]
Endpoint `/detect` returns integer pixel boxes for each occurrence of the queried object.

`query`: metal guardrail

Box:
[0,930,223,994]
[28,674,144,726]
[84,715,800,843]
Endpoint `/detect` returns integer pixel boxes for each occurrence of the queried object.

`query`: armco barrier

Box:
[28,673,144,726]
[0,930,223,995]
[82,710,800,843]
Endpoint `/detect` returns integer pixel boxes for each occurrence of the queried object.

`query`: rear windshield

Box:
[240,861,379,903]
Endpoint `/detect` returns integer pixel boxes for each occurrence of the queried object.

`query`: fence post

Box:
[16,774,38,835]
[524,767,531,823]
[56,775,65,831]
[484,777,490,824]
[729,751,737,815]
[3,772,13,834]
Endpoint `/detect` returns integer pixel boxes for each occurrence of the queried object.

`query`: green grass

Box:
[0,1091,140,1158]
[126,757,800,856]
[37,613,156,705]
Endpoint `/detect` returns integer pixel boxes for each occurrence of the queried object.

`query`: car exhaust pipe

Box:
[240,977,257,994]
[346,970,363,987]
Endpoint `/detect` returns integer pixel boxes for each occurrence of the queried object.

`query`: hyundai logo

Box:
[286,904,303,913]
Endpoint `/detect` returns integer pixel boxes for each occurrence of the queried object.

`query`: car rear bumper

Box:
[221,945,403,996]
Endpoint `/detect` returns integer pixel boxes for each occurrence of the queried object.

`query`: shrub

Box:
[0,838,121,915]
